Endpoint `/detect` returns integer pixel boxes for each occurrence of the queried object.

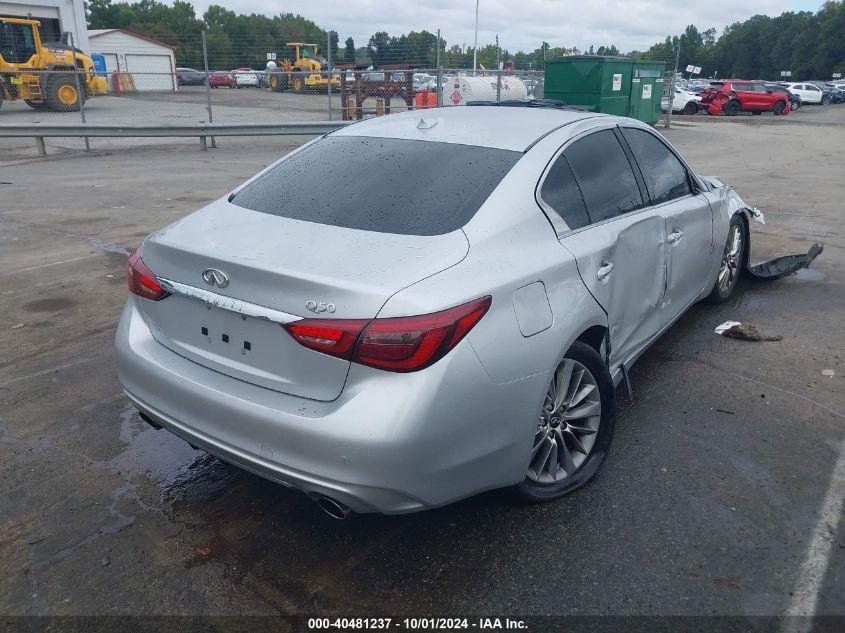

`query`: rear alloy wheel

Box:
[773,100,786,115]
[821,95,830,105]
[708,215,746,303]
[724,100,741,116]
[791,99,800,111]
[516,342,616,502]
[683,101,698,115]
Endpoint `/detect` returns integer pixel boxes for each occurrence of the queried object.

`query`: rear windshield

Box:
[230,136,521,236]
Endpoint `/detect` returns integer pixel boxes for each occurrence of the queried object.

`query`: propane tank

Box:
[437,74,528,106]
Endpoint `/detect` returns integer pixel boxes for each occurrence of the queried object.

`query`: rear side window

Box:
[621,128,691,205]
[564,129,643,223]
[231,136,520,236]
[539,156,590,230]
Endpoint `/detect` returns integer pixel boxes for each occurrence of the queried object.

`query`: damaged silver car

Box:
[116,105,821,516]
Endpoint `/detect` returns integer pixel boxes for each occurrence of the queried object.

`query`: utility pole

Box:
[473,0,479,73]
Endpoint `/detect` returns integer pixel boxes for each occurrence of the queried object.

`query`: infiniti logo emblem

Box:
[202,268,230,288]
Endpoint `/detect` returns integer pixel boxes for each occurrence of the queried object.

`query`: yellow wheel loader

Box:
[0,17,107,112]
[267,42,340,93]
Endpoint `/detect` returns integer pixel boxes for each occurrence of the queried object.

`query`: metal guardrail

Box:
[0,121,349,156]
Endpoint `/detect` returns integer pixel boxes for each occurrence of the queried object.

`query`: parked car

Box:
[233,68,259,88]
[819,83,844,103]
[361,71,405,98]
[662,87,701,114]
[785,82,826,105]
[698,80,791,115]
[208,70,235,88]
[117,106,779,517]
[176,67,206,86]
[766,83,801,110]
[413,72,435,92]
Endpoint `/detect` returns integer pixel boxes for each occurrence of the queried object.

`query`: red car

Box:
[208,70,235,88]
[699,80,791,116]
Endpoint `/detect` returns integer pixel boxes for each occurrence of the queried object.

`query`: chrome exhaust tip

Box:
[314,495,352,520]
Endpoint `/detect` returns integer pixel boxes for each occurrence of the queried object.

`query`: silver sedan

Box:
[116,106,756,517]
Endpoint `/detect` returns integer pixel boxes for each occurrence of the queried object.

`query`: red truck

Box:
[699,80,791,116]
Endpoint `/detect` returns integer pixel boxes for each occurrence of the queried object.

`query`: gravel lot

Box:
[0,105,843,623]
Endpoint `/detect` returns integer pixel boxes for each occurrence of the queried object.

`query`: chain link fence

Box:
[2,29,698,156]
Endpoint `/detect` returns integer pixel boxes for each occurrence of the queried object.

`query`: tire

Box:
[683,101,698,115]
[515,341,617,503]
[791,99,800,111]
[269,73,288,92]
[821,95,830,105]
[772,100,786,115]
[724,100,741,116]
[43,72,86,112]
[708,214,747,303]
[292,74,306,93]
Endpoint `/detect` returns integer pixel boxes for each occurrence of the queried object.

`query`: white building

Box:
[88,29,177,91]
[0,0,88,50]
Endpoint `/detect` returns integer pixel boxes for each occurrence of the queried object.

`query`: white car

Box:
[413,72,435,92]
[786,83,825,104]
[662,87,701,115]
[233,69,259,88]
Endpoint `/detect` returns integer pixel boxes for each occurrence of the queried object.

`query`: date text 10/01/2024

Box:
[307,618,528,630]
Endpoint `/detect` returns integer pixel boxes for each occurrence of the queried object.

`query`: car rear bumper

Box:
[116,298,547,514]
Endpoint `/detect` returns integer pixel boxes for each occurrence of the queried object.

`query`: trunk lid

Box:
[138,199,469,401]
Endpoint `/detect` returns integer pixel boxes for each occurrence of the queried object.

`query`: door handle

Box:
[667,230,684,245]
[597,261,614,281]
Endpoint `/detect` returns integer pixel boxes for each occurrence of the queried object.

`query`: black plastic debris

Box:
[746,243,823,281]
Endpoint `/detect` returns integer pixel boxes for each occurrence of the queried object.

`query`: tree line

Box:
[635,2,844,79]
[86,0,844,78]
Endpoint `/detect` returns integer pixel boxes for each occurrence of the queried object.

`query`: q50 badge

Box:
[306,300,336,314]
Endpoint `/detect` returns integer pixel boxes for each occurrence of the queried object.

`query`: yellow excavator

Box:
[0,17,107,111]
[267,42,340,93]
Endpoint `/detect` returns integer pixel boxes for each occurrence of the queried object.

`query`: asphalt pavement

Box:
[0,105,842,623]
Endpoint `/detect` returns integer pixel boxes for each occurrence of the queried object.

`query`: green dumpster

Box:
[544,56,666,125]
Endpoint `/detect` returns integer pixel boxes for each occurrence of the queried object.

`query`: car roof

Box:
[332,106,604,152]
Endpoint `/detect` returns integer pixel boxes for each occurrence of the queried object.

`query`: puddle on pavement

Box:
[112,407,237,507]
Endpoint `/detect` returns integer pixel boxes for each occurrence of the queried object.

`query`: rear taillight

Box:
[284,296,491,373]
[127,249,168,301]
[284,318,369,359]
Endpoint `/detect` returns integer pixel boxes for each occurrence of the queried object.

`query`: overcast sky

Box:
[188,1,824,52]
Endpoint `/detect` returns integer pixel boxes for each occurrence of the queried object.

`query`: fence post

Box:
[201,31,216,148]
[327,31,333,120]
[68,32,89,152]
[666,43,680,129]
[496,34,502,102]
[436,29,443,108]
